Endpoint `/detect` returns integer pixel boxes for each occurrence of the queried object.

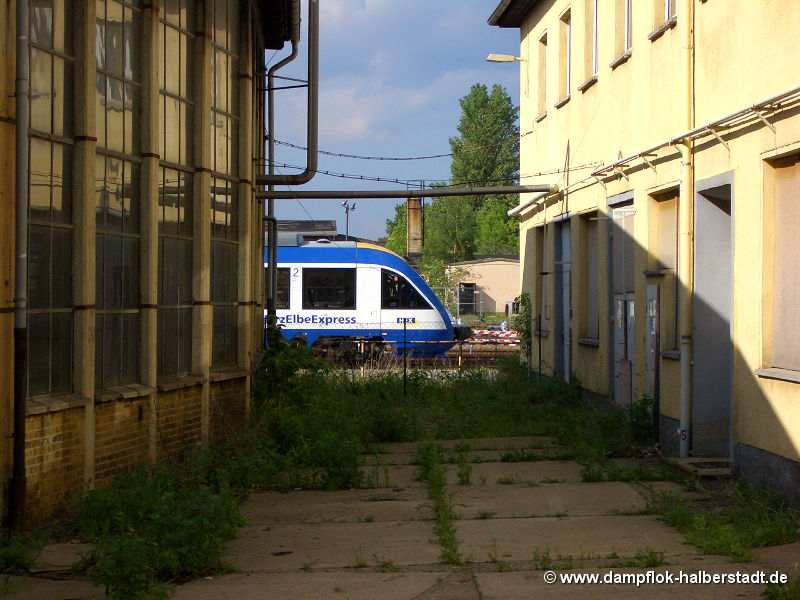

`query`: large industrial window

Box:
[210,0,240,368]
[157,0,194,376]
[27,0,75,396]
[381,270,431,310]
[158,169,193,376]
[771,154,800,371]
[303,269,356,310]
[95,0,142,389]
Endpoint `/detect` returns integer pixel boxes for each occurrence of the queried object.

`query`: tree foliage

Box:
[384,83,520,281]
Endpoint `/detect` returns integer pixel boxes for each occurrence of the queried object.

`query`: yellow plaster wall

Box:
[514,0,800,461]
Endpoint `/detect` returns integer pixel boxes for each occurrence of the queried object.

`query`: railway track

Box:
[317,340,519,370]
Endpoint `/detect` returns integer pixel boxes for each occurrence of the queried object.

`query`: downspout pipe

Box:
[265,34,298,319]
[256,0,318,187]
[262,215,278,346]
[678,0,695,459]
[11,0,29,529]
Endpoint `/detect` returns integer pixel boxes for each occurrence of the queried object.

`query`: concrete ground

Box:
[11,436,799,599]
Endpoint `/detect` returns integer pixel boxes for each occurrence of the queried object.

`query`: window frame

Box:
[380,269,433,310]
[302,268,357,311]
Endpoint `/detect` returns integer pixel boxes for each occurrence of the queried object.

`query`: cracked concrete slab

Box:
[455,515,696,564]
[172,571,445,600]
[228,520,441,571]
[240,486,429,524]
[450,481,649,518]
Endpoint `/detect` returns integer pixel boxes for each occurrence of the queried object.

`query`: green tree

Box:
[383,84,520,266]
[449,83,520,254]
[384,202,408,255]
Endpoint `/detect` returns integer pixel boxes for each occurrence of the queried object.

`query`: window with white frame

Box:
[614,0,632,59]
[583,0,598,81]
[537,33,547,116]
[558,9,571,101]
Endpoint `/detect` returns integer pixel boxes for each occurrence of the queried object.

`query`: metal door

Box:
[554,220,572,381]
[645,284,660,400]
[610,205,635,404]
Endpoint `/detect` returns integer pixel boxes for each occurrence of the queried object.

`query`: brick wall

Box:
[210,378,247,444]
[25,406,86,525]
[157,385,202,463]
[20,377,248,526]
[94,398,150,488]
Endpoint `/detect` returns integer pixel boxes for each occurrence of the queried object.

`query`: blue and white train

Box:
[266,237,468,357]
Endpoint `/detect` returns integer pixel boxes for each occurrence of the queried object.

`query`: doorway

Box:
[693,183,733,457]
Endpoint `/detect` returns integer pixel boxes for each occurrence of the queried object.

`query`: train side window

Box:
[381,269,432,310]
[303,268,356,309]
[276,268,290,309]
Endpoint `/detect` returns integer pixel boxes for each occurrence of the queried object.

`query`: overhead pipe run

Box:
[257,0,318,187]
[257,184,558,200]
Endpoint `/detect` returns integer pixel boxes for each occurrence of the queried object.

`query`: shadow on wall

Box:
[520,178,800,505]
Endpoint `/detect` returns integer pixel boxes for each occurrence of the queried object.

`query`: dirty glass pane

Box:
[29,139,51,222]
[51,227,73,308]
[28,313,51,396]
[28,225,51,310]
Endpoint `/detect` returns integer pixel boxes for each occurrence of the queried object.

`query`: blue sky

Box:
[269,0,521,240]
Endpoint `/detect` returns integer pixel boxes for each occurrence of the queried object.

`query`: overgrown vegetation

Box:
[0,531,48,600]
[15,335,799,598]
[648,484,800,562]
[415,443,463,565]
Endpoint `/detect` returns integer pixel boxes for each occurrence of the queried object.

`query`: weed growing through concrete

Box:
[496,474,522,485]
[649,484,799,561]
[372,555,398,572]
[604,548,667,568]
[456,454,473,486]
[415,443,464,565]
[475,510,495,520]
[531,548,575,570]
[763,568,800,600]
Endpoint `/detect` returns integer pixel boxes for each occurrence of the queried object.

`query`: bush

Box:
[76,465,244,599]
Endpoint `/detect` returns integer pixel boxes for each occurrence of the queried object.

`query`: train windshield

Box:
[303,268,356,309]
[381,269,432,310]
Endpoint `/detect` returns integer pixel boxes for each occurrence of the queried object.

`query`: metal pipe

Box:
[266,38,298,318]
[11,0,29,529]
[262,215,278,349]
[257,184,557,200]
[678,0,695,458]
[256,0,318,186]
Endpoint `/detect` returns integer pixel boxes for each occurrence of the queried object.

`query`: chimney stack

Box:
[406,197,423,257]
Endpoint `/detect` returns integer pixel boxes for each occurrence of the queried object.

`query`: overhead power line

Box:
[255,160,601,188]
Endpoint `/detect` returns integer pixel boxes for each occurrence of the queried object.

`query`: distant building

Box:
[278,220,338,240]
[446,256,520,316]
[491,0,800,502]
[276,220,386,246]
